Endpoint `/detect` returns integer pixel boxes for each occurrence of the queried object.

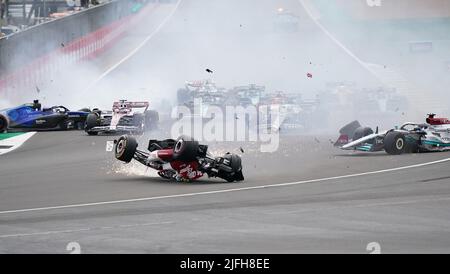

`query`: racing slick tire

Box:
[85,113,100,135]
[222,153,244,182]
[406,139,421,153]
[59,121,68,130]
[352,127,374,141]
[115,135,138,163]
[144,110,159,131]
[173,135,199,161]
[0,115,7,133]
[384,131,406,155]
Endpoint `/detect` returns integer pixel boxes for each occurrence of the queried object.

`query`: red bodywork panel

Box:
[157,149,174,161]
[155,149,203,180]
[170,161,203,180]
[426,116,450,125]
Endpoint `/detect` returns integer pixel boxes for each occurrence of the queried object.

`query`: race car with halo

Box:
[334,114,450,155]
[85,100,159,135]
[0,99,90,133]
[114,135,244,182]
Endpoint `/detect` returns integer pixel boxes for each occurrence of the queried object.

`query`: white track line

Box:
[83,0,183,92]
[0,157,449,215]
[297,0,378,77]
[0,132,36,156]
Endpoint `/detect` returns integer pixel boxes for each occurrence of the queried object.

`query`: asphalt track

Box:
[1,130,450,253]
[1,0,450,253]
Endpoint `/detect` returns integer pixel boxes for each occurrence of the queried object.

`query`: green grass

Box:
[0,132,26,141]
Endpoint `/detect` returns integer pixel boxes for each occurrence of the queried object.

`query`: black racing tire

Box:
[85,113,100,135]
[384,131,406,155]
[0,115,7,133]
[144,110,159,131]
[59,120,68,130]
[115,135,138,163]
[172,135,199,161]
[220,153,244,182]
[227,154,244,182]
[352,126,374,141]
[407,142,420,153]
[227,153,242,173]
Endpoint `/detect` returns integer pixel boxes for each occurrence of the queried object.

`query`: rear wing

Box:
[112,101,149,112]
[426,114,450,125]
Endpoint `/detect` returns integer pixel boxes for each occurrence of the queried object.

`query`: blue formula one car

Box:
[0,100,90,133]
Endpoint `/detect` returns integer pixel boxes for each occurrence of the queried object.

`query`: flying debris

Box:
[206,69,213,73]
[307,72,313,78]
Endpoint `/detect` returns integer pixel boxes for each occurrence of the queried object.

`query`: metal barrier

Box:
[0,0,156,97]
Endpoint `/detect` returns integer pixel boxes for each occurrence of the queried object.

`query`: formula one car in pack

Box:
[176,80,227,112]
[0,100,90,133]
[258,92,317,133]
[114,135,244,182]
[227,84,266,106]
[334,114,450,155]
[85,100,159,135]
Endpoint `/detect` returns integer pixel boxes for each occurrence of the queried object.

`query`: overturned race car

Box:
[85,100,159,135]
[114,135,244,182]
[335,114,450,155]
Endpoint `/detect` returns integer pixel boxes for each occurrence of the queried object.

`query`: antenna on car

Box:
[375,126,379,134]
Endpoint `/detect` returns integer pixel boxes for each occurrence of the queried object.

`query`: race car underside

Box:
[114,135,244,182]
